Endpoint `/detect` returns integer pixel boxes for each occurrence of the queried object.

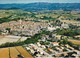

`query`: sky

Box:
[0,0,80,4]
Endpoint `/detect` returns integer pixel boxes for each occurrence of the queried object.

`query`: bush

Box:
[0,41,25,48]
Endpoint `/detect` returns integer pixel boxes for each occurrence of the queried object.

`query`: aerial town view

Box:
[0,0,80,58]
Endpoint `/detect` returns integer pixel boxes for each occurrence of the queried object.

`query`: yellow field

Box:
[0,46,33,58]
[68,39,80,45]
[10,47,20,58]
[0,48,9,58]
[16,46,33,58]
[60,20,80,24]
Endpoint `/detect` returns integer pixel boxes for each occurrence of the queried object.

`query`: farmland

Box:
[16,46,33,58]
[0,46,33,58]
[0,2,80,58]
[0,48,9,58]
[0,35,28,45]
[68,39,80,45]
[10,47,20,58]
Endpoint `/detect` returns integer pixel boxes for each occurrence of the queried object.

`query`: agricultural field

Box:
[0,10,33,23]
[0,9,80,24]
[0,35,28,45]
[0,46,33,58]
[68,39,80,45]
[0,48,9,58]
[10,47,20,58]
[16,46,33,58]
[60,20,80,24]
[0,35,20,45]
[35,13,59,18]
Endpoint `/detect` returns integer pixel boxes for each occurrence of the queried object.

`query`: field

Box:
[0,35,28,45]
[60,20,80,24]
[16,46,33,58]
[10,47,20,58]
[0,48,9,58]
[68,39,80,45]
[0,35,20,45]
[0,46,33,58]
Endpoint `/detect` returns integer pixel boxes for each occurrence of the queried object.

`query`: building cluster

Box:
[25,40,80,58]
[47,22,69,31]
[0,20,48,36]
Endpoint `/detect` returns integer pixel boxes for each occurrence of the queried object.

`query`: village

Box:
[0,9,80,58]
[24,41,80,57]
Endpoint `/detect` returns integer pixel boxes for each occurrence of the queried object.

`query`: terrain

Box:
[0,3,80,11]
[0,2,80,58]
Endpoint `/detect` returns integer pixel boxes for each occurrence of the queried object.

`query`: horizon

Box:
[0,2,80,4]
[0,0,80,4]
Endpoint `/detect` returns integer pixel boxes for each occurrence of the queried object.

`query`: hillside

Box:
[0,3,80,11]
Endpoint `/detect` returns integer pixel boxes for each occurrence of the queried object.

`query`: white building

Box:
[51,42,59,46]
[37,42,41,47]
[47,25,56,31]
[30,49,35,54]
[26,47,30,50]
[41,45,46,49]
[61,22,69,28]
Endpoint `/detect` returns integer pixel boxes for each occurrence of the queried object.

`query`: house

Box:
[46,45,49,48]
[55,26,60,29]
[26,47,30,50]
[51,42,59,46]
[65,44,70,48]
[52,34,56,38]
[36,49,39,52]
[44,53,49,56]
[48,48,53,53]
[56,35,62,40]
[47,25,60,31]
[30,49,35,54]
[72,54,79,58]
[36,54,41,57]
[33,46,38,50]
[52,34,62,40]
[37,42,41,47]
[58,49,63,52]
[60,47,64,49]
[61,22,69,29]
[62,53,68,56]
[54,54,61,57]
[74,50,80,55]
[41,45,46,49]
[29,44,34,46]
[55,47,62,52]
[45,35,49,40]
[47,26,56,31]
[69,47,74,50]
[39,50,44,55]
[75,35,80,39]
[41,37,46,42]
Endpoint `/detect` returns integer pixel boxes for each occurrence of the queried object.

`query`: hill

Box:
[0,3,80,11]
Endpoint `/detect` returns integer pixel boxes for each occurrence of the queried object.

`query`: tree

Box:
[63,39,68,45]
[6,28,11,33]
